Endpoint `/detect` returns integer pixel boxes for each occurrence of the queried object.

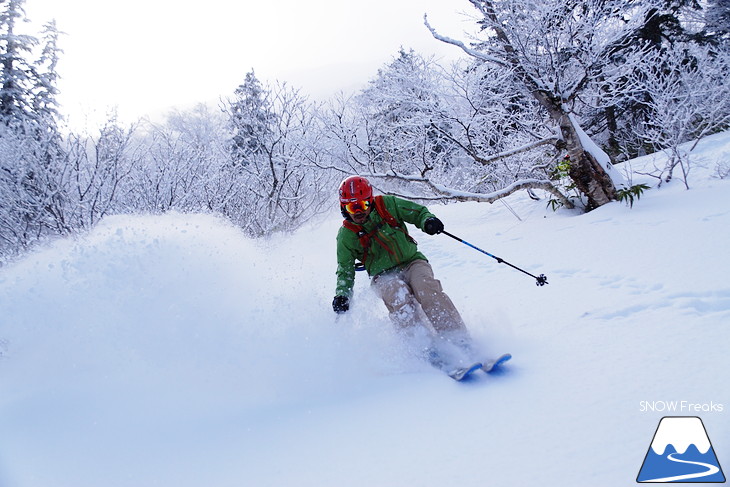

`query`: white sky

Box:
[25,0,475,129]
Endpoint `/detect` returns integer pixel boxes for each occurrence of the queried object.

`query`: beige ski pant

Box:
[371,259,468,336]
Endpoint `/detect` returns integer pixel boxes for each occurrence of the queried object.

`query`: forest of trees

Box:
[1,0,729,263]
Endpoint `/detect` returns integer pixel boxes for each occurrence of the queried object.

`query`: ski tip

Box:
[448,362,483,381]
[482,353,512,373]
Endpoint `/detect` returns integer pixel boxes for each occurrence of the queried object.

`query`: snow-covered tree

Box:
[431,60,564,199]
[60,115,142,229]
[32,19,62,129]
[704,0,730,45]
[223,72,332,236]
[0,118,68,259]
[0,0,36,124]
[584,0,728,162]
[620,42,730,187]
[426,0,647,209]
[0,0,59,128]
[130,104,230,215]
[227,70,276,166]
[316,51,573,207]
[354,49,453,180]
[0,1,65,259]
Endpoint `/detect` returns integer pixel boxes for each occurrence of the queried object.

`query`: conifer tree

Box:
[33,19,62,128]
[0,0,37,125]
[0,0,65,258]
[228,70,276,166]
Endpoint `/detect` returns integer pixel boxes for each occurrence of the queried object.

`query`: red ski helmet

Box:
[339,176,373,215]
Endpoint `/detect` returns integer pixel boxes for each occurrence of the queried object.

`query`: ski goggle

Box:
[343,199,372,215]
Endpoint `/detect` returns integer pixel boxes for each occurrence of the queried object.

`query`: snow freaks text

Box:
[639,401,724,413]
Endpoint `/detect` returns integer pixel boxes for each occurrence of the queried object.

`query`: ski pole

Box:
[441,230,548,286]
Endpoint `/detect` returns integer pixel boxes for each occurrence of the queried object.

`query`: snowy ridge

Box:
[1,132,730,486]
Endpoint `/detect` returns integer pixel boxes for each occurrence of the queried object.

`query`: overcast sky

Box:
[25,0,474,129]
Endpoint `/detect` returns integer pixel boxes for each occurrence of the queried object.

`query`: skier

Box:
[332,175,474,360]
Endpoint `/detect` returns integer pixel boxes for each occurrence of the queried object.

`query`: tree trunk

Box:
[538,94,617,210]
[559,115,616,209]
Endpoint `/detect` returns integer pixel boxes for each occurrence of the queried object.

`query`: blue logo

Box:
[637,416,725,483]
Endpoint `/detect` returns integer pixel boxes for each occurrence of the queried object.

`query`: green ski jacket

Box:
[335,195,436,298]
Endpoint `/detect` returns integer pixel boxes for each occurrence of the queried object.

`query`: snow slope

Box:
[1,132,730,487]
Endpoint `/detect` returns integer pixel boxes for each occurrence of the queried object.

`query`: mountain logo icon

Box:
[637,416,726,483]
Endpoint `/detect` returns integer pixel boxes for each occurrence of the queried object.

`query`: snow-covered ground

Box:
[1,132,729,487]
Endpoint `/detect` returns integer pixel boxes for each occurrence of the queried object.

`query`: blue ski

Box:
[447,362,484,381]
[425,348,511,381]
[481,353,512,373]
[424,347,482,381]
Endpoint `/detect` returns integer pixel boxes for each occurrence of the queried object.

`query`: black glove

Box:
[423,217,444,235]
[332,295,350,314]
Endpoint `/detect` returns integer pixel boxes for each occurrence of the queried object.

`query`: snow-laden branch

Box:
[423,14,510,68]
[370,170,574,209]
[481,136,560,165]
